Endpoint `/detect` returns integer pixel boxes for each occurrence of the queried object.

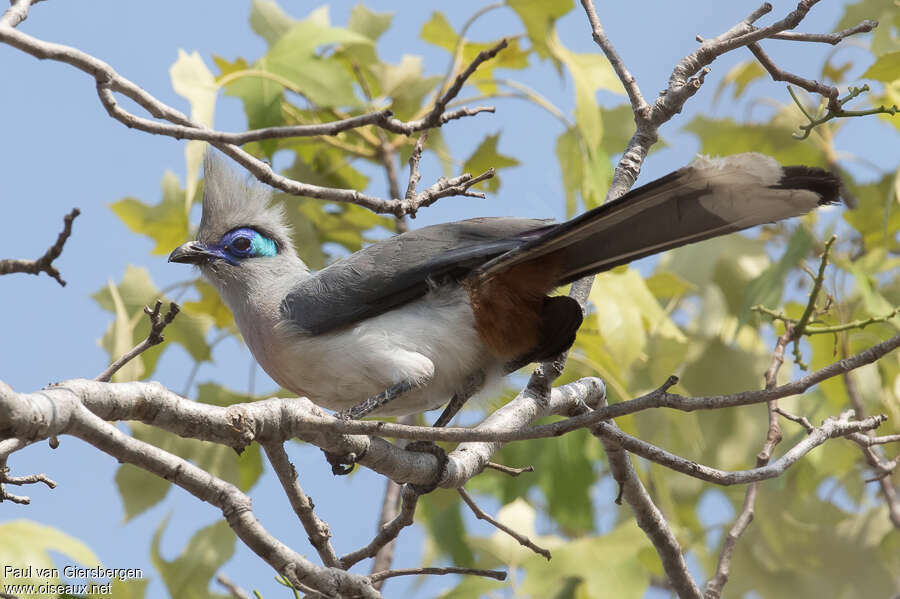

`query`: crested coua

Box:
[170,152,839,425]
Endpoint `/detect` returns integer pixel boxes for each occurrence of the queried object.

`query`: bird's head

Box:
[168,152,303,293]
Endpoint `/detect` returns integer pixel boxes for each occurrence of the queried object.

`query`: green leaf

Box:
[151,517,235,599]
[468,499,563,567]
[713,59,766,103]
[462,133,519,193]
[260,7,372,107]
[507,0,574,60]
[249,0,296,45]
[548,32,624,148]
[587,268,687,370]
[519,520,650,598]
[370,55,442,120]
[645,270,697,300]
[420,11,456,51]
[348,4,392,41]
[556,127,613,215]
[660,234,770,317]
[419,490,474,567]
[738,226,815,325]
[843,172,900,252]
[111,172,190,256]
[170,51,217,207]
[0,521,100,591]
[837,0,900,56]
[116,463,172,522]
[863,50,900,82]
[683,115,826,167]
[420,12,529,93]
[182,279,235,331]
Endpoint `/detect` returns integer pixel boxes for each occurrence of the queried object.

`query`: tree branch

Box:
[457,487,551,560]
[0,207,79,286]
[262,442,340,568]
[340,485,418,569]
[0,16,504,217]
[95,300,180,382]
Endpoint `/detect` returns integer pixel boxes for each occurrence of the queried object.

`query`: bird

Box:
[169,152,839,427]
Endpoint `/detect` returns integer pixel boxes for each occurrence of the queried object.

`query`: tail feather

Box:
[475,153,839,284]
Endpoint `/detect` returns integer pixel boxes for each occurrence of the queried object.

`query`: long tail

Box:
[476,153,840,284]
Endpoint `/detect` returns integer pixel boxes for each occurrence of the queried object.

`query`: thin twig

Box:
[768,19,878,44]
[262,443,340,568]
[369,478,403,590]
[95,300,179,383]
[457,487,551,560]
[0,19,502,217]
[0,207,79,286]
[579,0,647,116]
[369,566,506,583]
[591,392,702,598]
[215,573,252,599]
[340,485,419,569]
[773,406,815,433]
[843,366,900,529]
[485,462,534,477]
[705,327,789,598]
[0,463,57,505]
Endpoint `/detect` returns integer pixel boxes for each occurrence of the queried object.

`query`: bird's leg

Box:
[325,379,419,475]
[406,371,486,494]
[431,370,486,427]
[337,379,418,420]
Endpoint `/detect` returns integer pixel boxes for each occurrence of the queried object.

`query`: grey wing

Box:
[281,217,553,335]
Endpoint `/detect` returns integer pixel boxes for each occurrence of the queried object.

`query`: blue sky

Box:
[1,1,892,598]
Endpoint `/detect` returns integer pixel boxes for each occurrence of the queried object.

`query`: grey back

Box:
[281,217,551,335]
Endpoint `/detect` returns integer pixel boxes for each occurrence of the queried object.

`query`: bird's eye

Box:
[232,236,252,252]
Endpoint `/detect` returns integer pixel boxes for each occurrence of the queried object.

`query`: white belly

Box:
[247,285,501,416]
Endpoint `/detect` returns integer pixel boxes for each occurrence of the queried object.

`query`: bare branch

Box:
[457,487,551,560]
[593,391,702,598]
[55,401,378,597]
[579,0,647,116]
[262,442,340,568]
[0,207,79,286]
[0,461,57,505]
[340,485,418,569]
[369,566,506,584]
[485,462,534,477]
[769,19,878,44]
[0,0,42,28]
[369,478,403,590]
[748,42,838,107]
[843,368,900,529]
[95,300,179,382]
[215,573,252,599]
[592,405,884,485]
[0,20,503,217]
[603,0,871,199]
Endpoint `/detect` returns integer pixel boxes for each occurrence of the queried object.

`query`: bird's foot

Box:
[322,448,366,476]
[406,441,448,494]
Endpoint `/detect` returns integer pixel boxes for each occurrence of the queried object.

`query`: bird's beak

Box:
[168,241,215,265]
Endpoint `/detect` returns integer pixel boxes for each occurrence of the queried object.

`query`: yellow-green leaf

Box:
[110,172,190,255]
[0,520,99,591]
[462,133,520,193]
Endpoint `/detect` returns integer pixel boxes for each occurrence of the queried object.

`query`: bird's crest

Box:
[197,152,293,250]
